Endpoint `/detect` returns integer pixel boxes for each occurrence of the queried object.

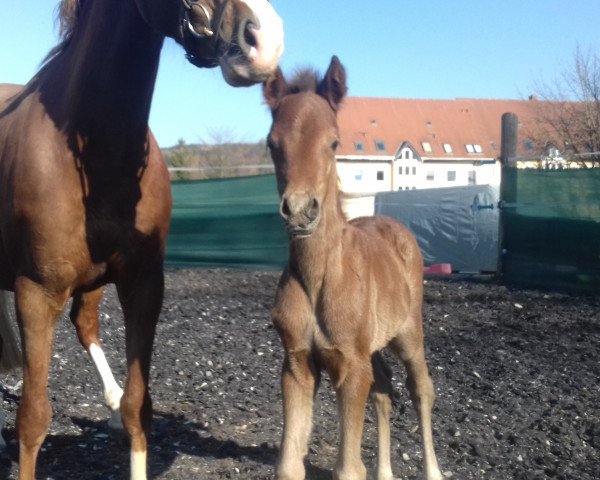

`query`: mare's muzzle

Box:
[280,193,321,238]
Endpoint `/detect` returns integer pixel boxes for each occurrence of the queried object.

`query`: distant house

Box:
[336,97,547,194]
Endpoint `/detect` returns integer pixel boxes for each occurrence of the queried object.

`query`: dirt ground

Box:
[1,268,598,479]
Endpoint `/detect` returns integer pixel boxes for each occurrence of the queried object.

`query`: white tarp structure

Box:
[375,185,500,272]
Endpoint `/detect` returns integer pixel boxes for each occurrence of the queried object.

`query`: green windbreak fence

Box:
[166,174,288,269]
[501,168,600,291]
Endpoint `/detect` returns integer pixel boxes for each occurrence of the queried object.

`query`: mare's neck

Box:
[40,0,165,145]
[289,173,347,298]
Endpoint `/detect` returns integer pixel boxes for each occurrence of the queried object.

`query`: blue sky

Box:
[1,1,599,148]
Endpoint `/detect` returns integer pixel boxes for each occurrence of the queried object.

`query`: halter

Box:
[180,0,231,68]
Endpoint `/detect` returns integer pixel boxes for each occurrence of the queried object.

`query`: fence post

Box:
[498,112,519,275]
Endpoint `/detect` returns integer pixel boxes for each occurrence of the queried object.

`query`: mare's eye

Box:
[331,140,339,151]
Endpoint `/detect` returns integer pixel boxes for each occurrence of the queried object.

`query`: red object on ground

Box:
[424,264,452,275]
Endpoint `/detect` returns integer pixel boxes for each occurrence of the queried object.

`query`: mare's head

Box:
[142,0,283,85]
[264,56,347,238]
[59,0,284,86]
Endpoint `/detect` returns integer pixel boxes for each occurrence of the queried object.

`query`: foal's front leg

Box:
[333,356,373,480]
[277,349,320,480]
[70,288,124,430]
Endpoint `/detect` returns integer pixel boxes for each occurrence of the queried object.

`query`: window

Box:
[403,149,411,159]
[355,170,363,181]
[474,144,483,153]
[465,144,475,153]
[377,171,384,181]
[426,171,434,181]
[412,166,417,175]
[398,166,403,175]
[405,166,409,175]
[468,170,476,185]
[354,142,364,152]
[375,140,386,152]
[443,143,453,153]
[447,171,456,181]
[421,142,432,153]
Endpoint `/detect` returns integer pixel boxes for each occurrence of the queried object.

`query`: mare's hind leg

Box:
[371,352,394,480]
[390,324,442,480]
[116,265,164,480]
[277,349,320,480]
[14,276,69,480]
[70,288,124,430]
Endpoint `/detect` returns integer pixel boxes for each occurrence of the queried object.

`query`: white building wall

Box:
[337,157,501,194]
[337,161,391,193]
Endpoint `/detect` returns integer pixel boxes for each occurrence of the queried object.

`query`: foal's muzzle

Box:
[280,193,321,238]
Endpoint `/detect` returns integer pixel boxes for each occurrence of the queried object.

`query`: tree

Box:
[165,138,198,180]
[529,46,600,168]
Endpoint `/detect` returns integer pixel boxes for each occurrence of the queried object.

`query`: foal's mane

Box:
[287,68,321,95]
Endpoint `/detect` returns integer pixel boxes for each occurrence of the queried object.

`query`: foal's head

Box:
[264,56,347,238]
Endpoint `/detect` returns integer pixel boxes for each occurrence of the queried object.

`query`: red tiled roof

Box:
[337,97,540,160]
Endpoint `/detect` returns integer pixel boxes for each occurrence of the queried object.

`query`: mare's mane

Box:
[57,0,86,39]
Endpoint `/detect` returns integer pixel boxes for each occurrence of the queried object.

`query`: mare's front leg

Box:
[70,287,124,430]
[332,352,373,480]
[116,264,164,480]
[14,276,69,480]
[371,352,394,480]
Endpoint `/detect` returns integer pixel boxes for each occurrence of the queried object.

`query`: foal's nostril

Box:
[280,198,291,219]
[308,198,319,221]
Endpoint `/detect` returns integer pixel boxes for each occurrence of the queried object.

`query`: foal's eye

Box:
[331,140,339,151]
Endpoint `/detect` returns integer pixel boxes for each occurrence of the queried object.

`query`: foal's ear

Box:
[317,55,347,111]
[263,67,289,111]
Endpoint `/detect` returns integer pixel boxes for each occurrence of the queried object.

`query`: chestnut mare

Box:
[263,57,443,480]
[0,0,282,478]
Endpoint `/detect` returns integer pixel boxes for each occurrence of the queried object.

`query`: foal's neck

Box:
[40,0,164,139]
[289,174,347,295]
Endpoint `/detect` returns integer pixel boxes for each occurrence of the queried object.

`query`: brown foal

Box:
[263,57,443,480]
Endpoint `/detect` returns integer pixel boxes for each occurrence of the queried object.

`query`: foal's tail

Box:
[0,290,21,372]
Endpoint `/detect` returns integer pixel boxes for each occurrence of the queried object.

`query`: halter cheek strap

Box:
[180,0,231,68]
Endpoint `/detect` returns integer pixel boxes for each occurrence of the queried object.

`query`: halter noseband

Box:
[180,0,231,68]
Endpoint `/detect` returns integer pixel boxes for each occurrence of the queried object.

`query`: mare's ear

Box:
[263,67,288,111]
[317,55,347,111]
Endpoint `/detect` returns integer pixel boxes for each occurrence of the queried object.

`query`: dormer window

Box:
[443,143,453,153]
[354,142,364,152]
[422,142,432,153]
[474,144,483,153]
[375,140,386,152]
[465,144,475,153]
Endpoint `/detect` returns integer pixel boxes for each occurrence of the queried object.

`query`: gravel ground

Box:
[1,268,599,479]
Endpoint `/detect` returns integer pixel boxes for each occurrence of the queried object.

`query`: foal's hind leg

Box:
[116,266,164,480]
[371,352,394,480]
[390,324,442,480]
[70,288,124,430]
[14,276,69,480]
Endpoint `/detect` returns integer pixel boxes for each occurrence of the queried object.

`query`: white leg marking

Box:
[130,449,147,480]
[89,343,124,423]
